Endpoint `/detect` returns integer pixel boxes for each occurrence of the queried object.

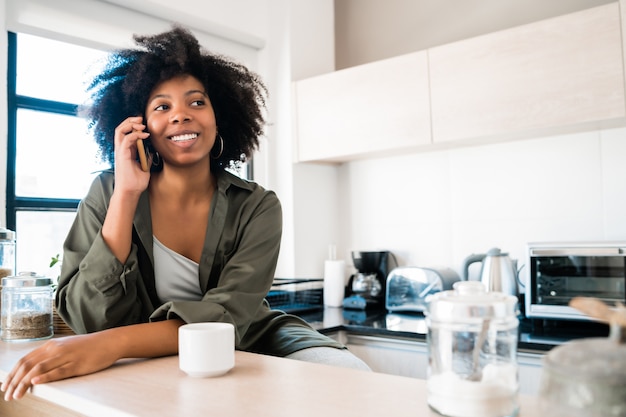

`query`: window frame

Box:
[5,31,82,231]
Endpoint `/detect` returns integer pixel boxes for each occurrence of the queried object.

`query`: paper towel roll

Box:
[324,259,346,307]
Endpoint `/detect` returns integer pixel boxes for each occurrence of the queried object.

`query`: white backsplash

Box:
[335,126,626,283]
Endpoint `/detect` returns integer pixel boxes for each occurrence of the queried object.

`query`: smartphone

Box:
[136,137,150,172]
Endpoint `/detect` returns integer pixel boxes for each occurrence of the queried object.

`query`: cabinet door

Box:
[344,334,429,379]
[294,51,431,163]
[518,351,544,396]
[429,3,626,144]
[328,331,545,394]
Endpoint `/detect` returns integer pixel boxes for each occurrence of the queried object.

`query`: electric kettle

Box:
[462,248,519,296]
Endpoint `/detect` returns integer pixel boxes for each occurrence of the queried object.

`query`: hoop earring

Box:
[151,151,161,167]
[211,134,224,159]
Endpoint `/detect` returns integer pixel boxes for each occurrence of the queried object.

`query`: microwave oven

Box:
[525,241,626,321]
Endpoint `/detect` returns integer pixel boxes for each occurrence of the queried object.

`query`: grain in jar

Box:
[1,272,53,342]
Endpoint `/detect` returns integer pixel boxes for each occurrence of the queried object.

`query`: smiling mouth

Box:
[169,133,198,142]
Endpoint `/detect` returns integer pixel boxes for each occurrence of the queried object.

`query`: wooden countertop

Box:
[0,338,541,417]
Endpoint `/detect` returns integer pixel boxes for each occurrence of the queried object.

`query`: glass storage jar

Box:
[539,335,626,417]
[0,227,17,319]
[425,281,520,417]
[0,227,16,280]
[1,272,54,342]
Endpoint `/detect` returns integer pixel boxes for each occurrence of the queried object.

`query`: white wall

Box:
[288,2,339,277]
[334,0,614,69]
[337,127,626,284]
[105,0,269,45]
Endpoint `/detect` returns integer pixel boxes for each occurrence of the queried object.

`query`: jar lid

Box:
[0,227,15,241]
[1,271,52,287]
[425,281,519,320]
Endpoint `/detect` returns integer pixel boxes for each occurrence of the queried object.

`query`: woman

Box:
[2,26,368,402]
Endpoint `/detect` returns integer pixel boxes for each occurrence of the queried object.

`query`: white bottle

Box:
[323,245,346,308]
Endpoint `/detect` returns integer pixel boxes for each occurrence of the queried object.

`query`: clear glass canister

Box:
[539,336,626,417]
[425,281,520,417]
[1,272,54,342]
[0,227,16,280]
[0,227,17,320]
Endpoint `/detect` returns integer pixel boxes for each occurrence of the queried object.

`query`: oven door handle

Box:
[530,248,626,256]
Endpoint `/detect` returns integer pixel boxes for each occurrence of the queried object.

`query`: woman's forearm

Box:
[1,319,185,401]
[109,319,185,359]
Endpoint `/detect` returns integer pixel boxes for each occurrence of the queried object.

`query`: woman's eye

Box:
[191,100,205,107]
[154,104,169,111]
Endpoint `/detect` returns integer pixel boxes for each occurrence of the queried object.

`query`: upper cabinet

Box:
[293,51,431,163]
[429,2,625,145]
[293,3,626,163]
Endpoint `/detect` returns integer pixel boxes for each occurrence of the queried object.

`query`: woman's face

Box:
[144,74,217,169]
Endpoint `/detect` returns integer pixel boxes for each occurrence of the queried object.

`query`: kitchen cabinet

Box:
[517,351,544,397]
[293,3,626,163]
[429,2,625,145]
[293,51,431,163]
[328,331,544,396]
[332,332,429,379]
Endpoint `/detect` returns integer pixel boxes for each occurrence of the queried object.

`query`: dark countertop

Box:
[295,306,611,354]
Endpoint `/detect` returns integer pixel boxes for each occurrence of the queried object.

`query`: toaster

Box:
[385,266,461,312]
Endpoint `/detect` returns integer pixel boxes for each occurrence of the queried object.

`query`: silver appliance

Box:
[385,266,460,312]
[462,247,519,297]
[525,241,626,321]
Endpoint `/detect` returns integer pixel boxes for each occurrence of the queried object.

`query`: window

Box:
[7,32,109,275]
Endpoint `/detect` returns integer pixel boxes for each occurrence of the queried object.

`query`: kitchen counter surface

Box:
[0,338,542,417]
[296,306,611,353]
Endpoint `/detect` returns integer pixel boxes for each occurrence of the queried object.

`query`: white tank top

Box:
[153,236,202,302]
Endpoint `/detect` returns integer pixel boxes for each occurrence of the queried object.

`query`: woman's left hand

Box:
[1,333,119,401]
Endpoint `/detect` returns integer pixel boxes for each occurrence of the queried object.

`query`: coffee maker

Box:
[343,251,391,310]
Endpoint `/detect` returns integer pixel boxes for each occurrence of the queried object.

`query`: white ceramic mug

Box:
[178,322,235,378]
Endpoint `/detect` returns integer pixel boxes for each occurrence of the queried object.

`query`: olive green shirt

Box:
[55,170,343,356]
